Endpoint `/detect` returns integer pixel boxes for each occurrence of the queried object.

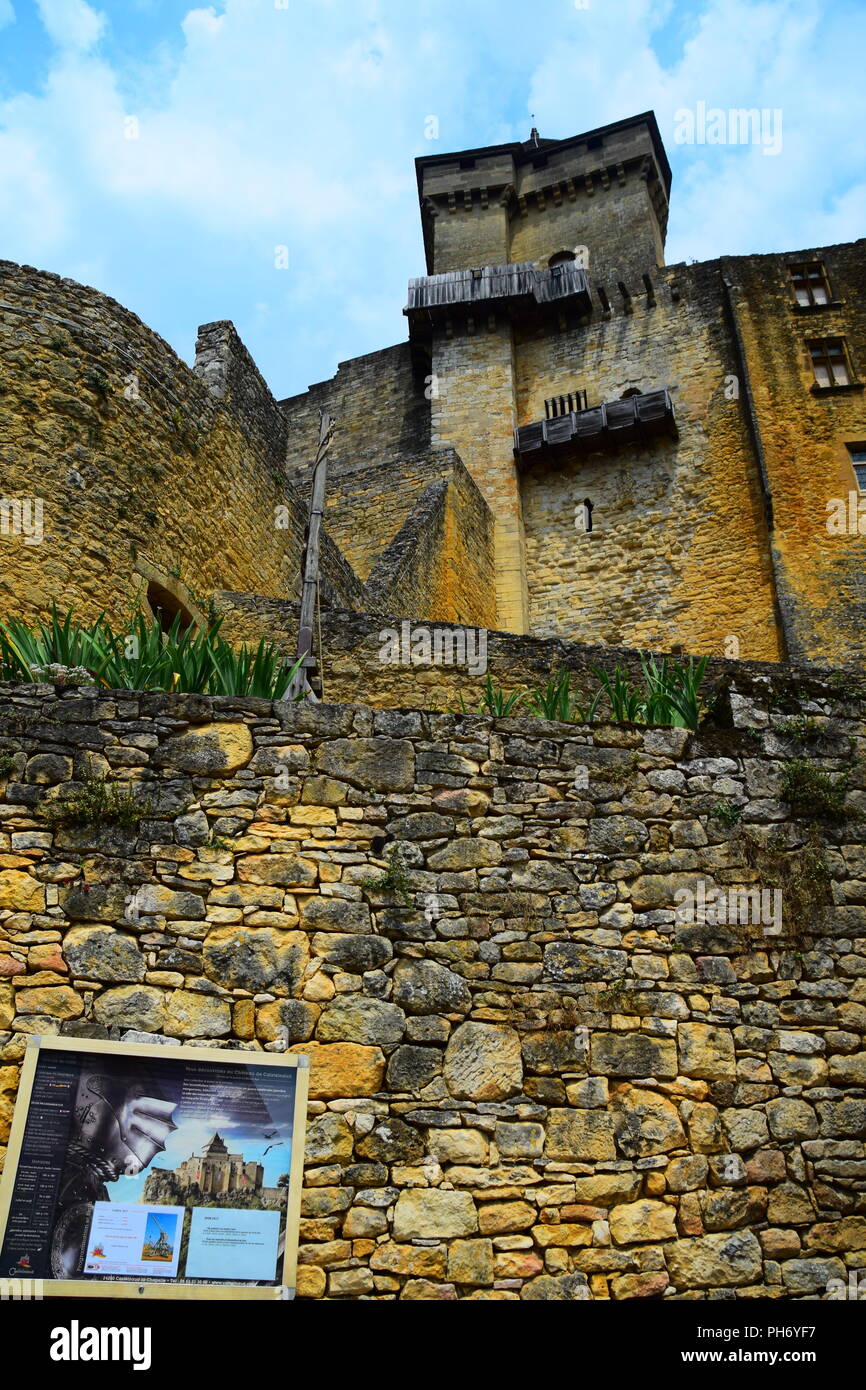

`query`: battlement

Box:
[416,112,671,281]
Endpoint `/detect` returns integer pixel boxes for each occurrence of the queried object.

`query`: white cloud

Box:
[0,0,861,395]
[0,127,69,255]
[181,6,226,43]
[36,0,106,51]
[527,0,866,263]
[0,1,15,31]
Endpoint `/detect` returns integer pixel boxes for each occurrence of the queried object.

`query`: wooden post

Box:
[285,411,334,702]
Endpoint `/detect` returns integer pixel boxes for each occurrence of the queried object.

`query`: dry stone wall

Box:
[0,680,865,1301]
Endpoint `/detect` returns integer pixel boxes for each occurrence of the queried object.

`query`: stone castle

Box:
[1,110,864,689]
[142,1133,287,1209]
[0,113,865,1304]
[173,1132,264,1196]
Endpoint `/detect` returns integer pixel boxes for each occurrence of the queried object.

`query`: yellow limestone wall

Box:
[431,324,530,635]
[0,261,308,628]
[726,244,866,665]
[515,263,784,661]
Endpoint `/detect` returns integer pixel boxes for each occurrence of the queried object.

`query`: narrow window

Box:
[847,444,866,492]
[545,388,587,418]
[809,338,851,388]
[790,262,831,307]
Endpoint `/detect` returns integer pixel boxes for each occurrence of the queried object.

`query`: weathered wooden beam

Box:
[286,410,334,702]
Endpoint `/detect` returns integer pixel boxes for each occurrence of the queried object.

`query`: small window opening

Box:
[459,157,476,171]
[545,389,587,418]
[548,250,576,269]
[147,581,194,635]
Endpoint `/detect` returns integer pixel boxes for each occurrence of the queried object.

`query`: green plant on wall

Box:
[740,827,833,936]
[594,654,708,730]
[450,653,708,730]
[85,367,111,399]
[525,668,604,723]
[780,758,858,823]
[596,978,637,1012]
[43,777,153,830]
[362,846,413,906]
[0,605,305,700]
[169,405,200,454]
[452,675,527,716]
[774,715,819,741]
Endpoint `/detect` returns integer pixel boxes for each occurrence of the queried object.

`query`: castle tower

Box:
[407,113,671,633]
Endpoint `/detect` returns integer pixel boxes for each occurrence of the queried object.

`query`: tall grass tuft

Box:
[592,653,708,730]
[0,605,304,700]
[526,668,603,724]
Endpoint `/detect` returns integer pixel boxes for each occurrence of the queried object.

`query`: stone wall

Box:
[211,597,846,717]
[727,239,866,665]
[0,678,865,1300]
[281,342,430,582]
[363,454,496,629]
[431,324,529,634]
[0,259,361,625]
[508,168,664,285]
[516,257,784,661]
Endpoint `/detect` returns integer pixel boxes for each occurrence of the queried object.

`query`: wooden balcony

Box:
[514,388,678,459]
[405,261,592,322]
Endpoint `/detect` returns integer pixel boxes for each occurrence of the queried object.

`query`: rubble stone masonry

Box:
[0,677,864,1300]
[0,260,360,626]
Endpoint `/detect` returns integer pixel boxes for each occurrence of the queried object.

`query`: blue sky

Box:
[0,0,863,399]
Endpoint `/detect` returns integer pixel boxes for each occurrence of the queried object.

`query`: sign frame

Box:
[0,1034,309,1301]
